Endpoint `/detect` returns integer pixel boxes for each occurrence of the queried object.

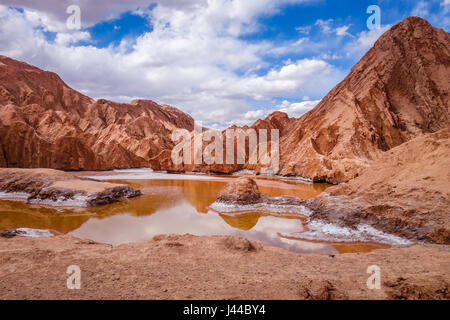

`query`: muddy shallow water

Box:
[0,171,391,254]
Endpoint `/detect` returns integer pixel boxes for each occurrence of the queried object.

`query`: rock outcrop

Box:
[0,55,194,170]
[216,177,261,205]
[307,127,450,244]
[275,17,450,182]
[210,177,311,215]
[0,168,141,207]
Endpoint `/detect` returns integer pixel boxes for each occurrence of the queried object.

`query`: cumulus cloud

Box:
[410,0,449,29]
[55,31,90,45]
[335,25,354,37]
[227,59,344,101]
[0,0,348,127]
[344,25,391,61]
[277,99,320,118]
[1,0,159,30]
[315,19,353,37]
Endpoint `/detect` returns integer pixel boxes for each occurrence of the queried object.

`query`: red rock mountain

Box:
[152,17,450,182]
[276,17,450,182]
[0,17,448,182]
[0,55,194,170]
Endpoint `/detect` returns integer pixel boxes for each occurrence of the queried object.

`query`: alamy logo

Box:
[66,265,81,289]
[66,5,81,30]
[366,265,381,290]
[367,5,381,30]
[171,122,279,174]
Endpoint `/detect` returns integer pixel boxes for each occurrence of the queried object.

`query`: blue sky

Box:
[0,0,448,128]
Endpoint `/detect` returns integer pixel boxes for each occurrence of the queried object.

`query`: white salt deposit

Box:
[27,193,92,207]
[286,219,413,246]
[209,201,313,216]
[0,191,30,199]
[9,228,53,238]
[83,168,227,181]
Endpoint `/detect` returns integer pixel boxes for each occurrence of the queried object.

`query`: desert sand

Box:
[0,234,448,300]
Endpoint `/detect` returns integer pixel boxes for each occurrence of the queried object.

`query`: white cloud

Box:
[277,99,320,118]
[315,19,353,37]
[227,59,344,101]
[335,25,354,37]
[236,99,320,125]
[411,0,450,29]
[295,25,311,35]
[320,53,341,60]
[244,110,266,120]
[411,1,430,17]
[1,0,161,30]
[344,25,391,60]
[315,19,334,34]
[55,31,90,45]
[0,0,346,128]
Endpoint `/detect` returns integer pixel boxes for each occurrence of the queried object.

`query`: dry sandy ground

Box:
[0,234,449,300]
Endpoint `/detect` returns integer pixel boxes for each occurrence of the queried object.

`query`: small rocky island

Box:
[0,168,141,207]
[210,177,312,216]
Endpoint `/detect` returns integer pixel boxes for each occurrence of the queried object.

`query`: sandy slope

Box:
[0,234,448,300]
[308,127,450,244]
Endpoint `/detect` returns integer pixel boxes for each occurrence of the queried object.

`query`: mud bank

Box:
[210,177,413,246]
[0,168,141,207]
[0,234,448,300]
[306,129,450,245]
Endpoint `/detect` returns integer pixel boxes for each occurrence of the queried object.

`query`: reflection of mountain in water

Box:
[0,177,328,234]
[219,212,262,231]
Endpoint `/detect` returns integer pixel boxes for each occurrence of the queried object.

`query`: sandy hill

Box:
[308,127,450,244]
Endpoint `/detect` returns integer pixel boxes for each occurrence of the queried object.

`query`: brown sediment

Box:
[0,234,448,300]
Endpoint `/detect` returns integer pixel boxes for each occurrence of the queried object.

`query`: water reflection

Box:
[0,173,386,254]
[69,201,337,254]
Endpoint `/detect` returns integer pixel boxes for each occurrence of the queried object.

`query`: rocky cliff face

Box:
[149,110,297,174]
[156,17,450,182]
[277,17,450,182]
[0,17,448,182]
[0,56,194,170]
